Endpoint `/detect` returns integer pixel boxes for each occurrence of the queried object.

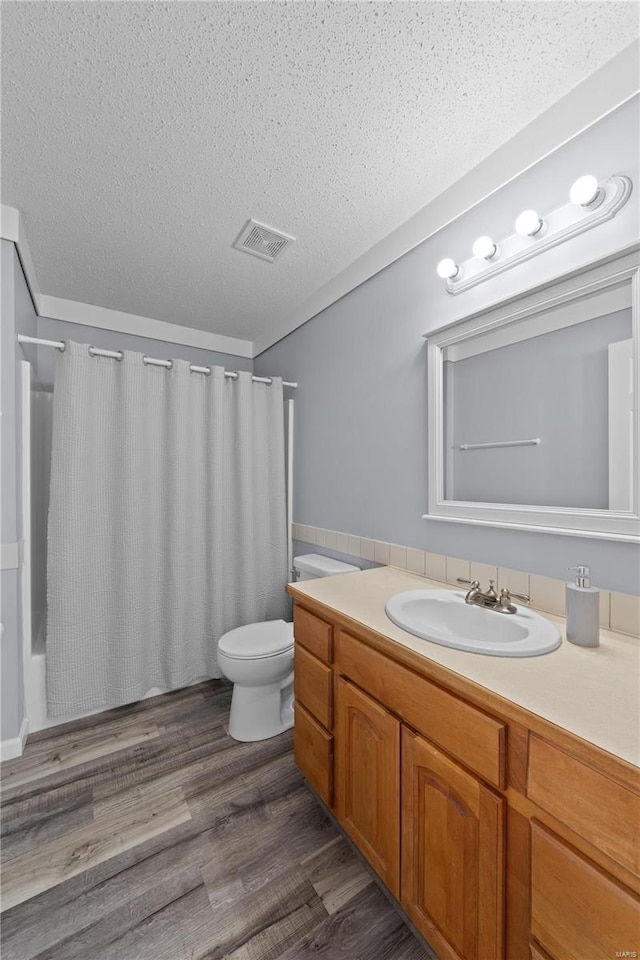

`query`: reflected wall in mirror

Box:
[425,246,640,541]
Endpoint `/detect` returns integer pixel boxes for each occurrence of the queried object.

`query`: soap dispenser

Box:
[566,565,600,648]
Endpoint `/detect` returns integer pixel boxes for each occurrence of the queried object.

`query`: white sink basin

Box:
[385,589,561,657]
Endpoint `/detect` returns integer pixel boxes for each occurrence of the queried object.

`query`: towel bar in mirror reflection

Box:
[458,438,541,452]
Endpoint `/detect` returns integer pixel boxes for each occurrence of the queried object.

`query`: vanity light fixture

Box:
[472,235,498,260]
[439,174,632,295]
[515,209,544,238]
[436,257,461,280]
[569,174,602,208]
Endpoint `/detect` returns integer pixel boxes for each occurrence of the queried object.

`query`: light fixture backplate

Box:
[444,175,632,295]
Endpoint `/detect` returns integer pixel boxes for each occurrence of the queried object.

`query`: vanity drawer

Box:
[527,734,640,874]
[336,630,506,788]
[294,702,333,807]
[531,821,640,960]
[294,644,332,729]
[294,606,333,664]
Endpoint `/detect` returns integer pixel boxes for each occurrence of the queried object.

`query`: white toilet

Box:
[217,553,360,742]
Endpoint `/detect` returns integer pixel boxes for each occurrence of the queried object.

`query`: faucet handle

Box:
[501,586,531,604]
[456,577,480,587]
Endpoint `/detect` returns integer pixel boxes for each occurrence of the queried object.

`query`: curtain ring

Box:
[88,346,123,361]
[142,357,173,369]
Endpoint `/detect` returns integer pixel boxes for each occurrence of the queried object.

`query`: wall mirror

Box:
[425,246,639,541]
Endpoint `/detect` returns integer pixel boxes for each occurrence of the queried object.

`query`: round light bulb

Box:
[436,257,460,280]
[472,235,498,260]
[515,209,544,237]
[569,174,600,207]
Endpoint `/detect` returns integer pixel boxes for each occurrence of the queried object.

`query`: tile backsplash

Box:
[292,523,640,638]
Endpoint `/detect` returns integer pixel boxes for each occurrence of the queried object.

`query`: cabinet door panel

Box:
[531,821,640,960]
[402,728,505,960]
[335,678,400,896]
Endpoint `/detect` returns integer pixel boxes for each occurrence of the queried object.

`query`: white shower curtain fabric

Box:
[46,340,288,717]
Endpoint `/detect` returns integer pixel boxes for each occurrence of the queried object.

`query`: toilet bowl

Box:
[217,620,294,742]
[217,553,359,742]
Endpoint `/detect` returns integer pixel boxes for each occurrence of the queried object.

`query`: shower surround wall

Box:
[30,389,53,654]
[254,97,640,595]
[1,240,37,752]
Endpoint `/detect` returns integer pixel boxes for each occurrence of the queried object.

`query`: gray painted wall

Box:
[447,309,632,508]
[254,98,640,595]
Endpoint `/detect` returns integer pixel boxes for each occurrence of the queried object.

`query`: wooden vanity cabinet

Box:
[290,596,640,960]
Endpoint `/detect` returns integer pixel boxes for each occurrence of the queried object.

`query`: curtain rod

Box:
[17,335,297,388]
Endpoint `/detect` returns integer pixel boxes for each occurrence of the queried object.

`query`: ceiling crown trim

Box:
[35,293,254,358]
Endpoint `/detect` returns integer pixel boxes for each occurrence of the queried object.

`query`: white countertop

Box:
[290,566,640,768]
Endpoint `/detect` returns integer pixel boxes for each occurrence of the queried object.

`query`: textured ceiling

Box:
[2,1,638,348]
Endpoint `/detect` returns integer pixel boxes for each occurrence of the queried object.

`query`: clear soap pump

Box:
[566,565,600,648]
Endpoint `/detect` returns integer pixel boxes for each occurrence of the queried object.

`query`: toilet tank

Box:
[293,553,360,581]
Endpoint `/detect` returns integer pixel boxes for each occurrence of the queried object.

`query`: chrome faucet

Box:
[456,578,531,615]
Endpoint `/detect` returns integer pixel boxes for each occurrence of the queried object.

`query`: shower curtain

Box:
[46,340,288,717]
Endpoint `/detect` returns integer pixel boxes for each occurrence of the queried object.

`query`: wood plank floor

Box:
[0,682,434,960]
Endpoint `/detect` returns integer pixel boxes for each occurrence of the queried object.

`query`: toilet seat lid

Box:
[218,619,294,660]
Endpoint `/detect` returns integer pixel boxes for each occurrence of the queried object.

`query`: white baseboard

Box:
[0,716,29,762]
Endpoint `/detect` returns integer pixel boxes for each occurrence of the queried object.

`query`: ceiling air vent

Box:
[233,219,295,263]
